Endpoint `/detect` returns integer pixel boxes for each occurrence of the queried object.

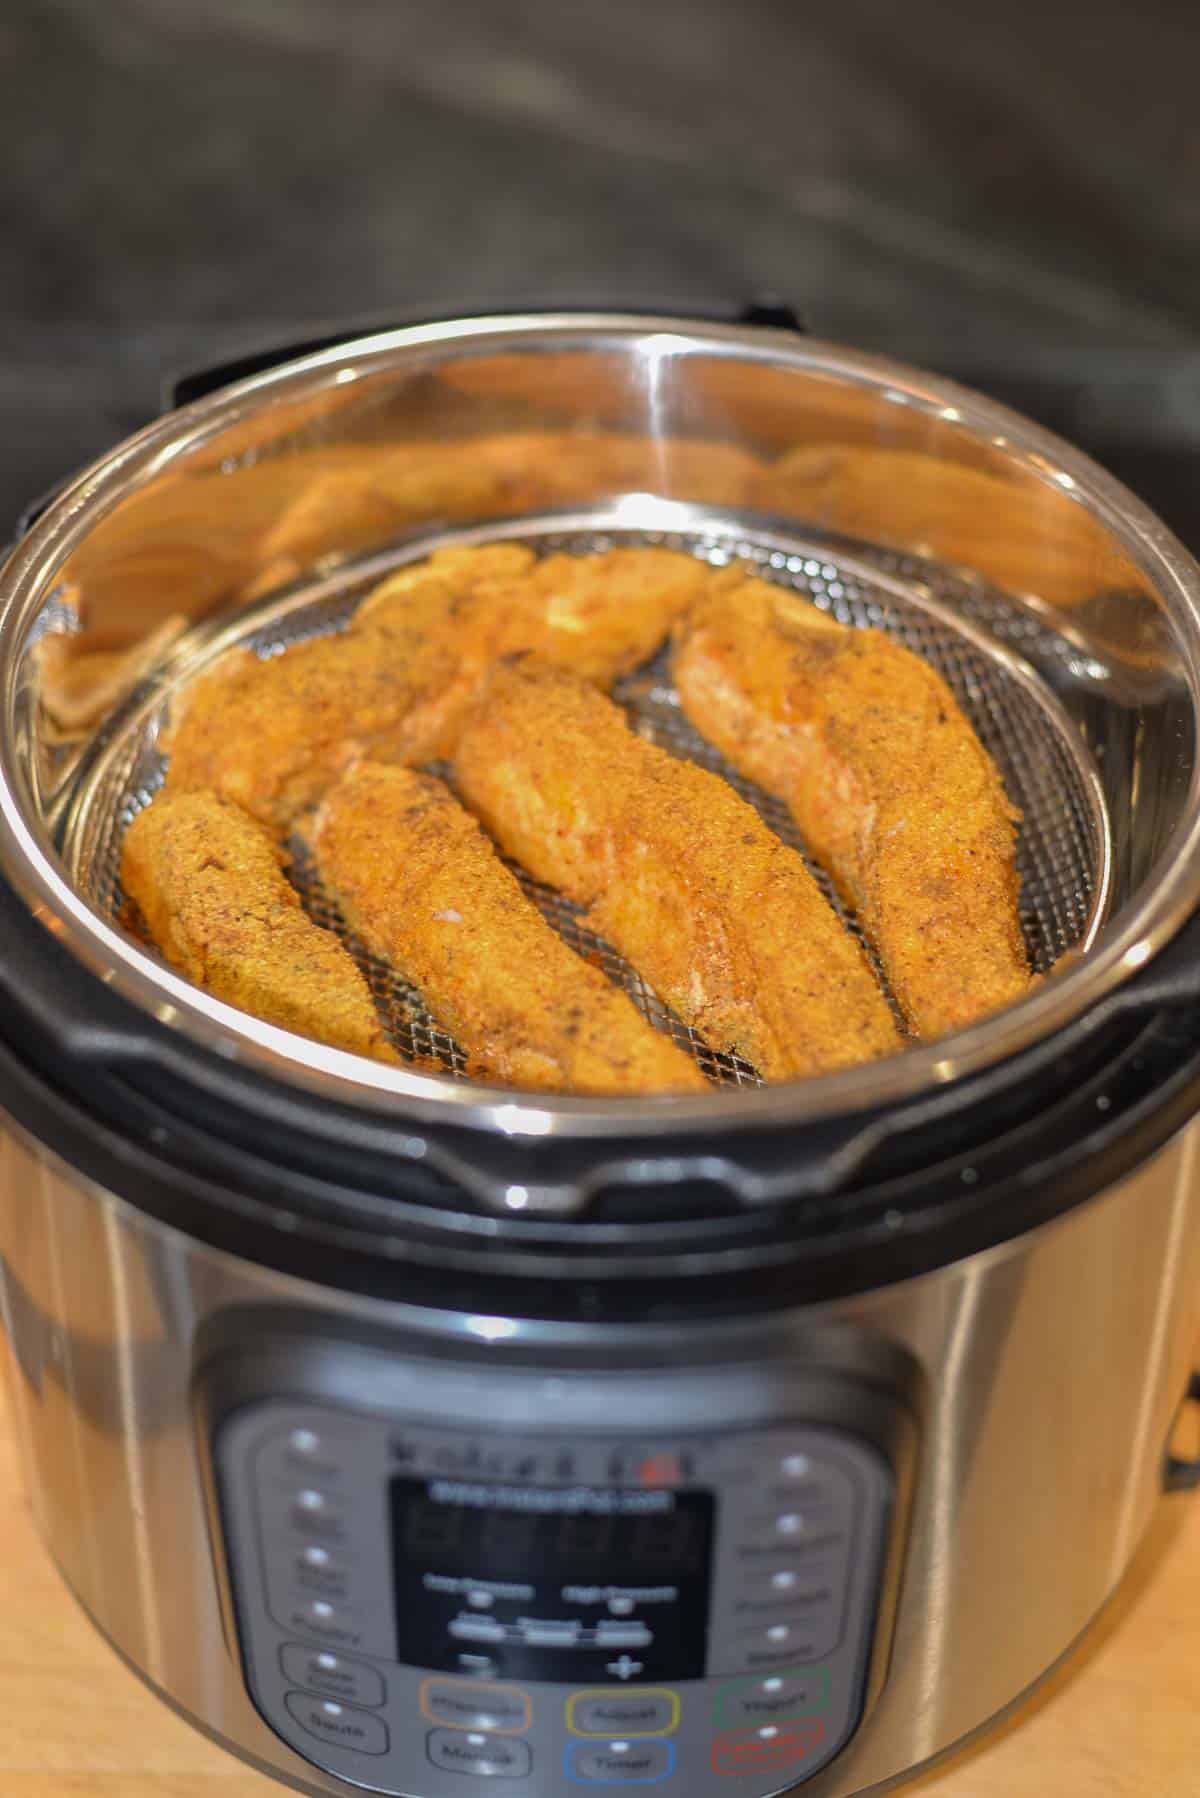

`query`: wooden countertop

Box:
[0,1383,1197,1797]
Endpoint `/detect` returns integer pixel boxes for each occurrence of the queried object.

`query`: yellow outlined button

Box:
[419,1676,532,1734]
[567,1688,680,1737]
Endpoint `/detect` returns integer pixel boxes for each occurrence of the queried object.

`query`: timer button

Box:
[280,1644,385,1709]
[427,1729,533,1778]
[566,1739,675,1785]
[285,1692,389,1756]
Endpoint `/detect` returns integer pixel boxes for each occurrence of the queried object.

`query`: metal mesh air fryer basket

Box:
[58,509,1110,1091]
[1,316,1198,1139]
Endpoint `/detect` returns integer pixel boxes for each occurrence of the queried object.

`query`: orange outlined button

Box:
[567,1690,680,1737]
[419,1677,532,1734]
[712,1717,825,1775]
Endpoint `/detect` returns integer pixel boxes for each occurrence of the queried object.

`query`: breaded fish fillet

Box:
[121,790,398,1064]
[309,764,706,1095]
[672,577,1030,1039]
[166,544,706,830]
[453,663,901,1080]
[359,544,710,684]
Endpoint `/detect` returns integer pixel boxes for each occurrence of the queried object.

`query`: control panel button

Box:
[427,1729,534,1778]
[292,1543,353,1601]
[286,1600,366,1649]
[290,1489,347,1539]
[567,1739,675,1784]
[279,1644,385,1709]
[567,1690,679,1737]
[420,1678,532,1734]
[712,1719,826,1776]
[282,1428,342,1479]
[737,1601,838,1665]
[714,1668,830,1728]
[284,1692,389,1756]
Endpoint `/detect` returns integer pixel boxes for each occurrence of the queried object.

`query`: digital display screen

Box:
[389,1477,715,1682]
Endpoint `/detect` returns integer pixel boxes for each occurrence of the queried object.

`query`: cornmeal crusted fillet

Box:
[358,544,711,684]
[309,764,706,1095]
[121,790,398,1064]
[165,544,709,830]
[672,577,1030,1039]
[453,662,901,1080]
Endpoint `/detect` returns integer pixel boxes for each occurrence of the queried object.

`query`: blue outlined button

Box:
[566,1739,675,1784]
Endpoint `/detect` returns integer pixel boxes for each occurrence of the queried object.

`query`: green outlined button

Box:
[713,1666,830,1729]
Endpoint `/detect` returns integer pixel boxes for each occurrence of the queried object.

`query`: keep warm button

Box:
[285,1692,388,1756]
[712,1718,825,1776]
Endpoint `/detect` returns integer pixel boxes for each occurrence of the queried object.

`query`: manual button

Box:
[285,1692,388,1756]
[567,1690,679,1736]
[427,1729,533,1778]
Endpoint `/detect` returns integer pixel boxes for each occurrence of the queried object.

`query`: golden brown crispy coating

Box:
[166,544,707,830]
[310,764,705,1094]
[672,577,1031,1039]
[121,790,398,1064]
[453,663,901,1080]
[357,543,708,682]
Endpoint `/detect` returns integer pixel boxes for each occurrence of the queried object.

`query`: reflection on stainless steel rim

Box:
[0,316,1197,1138]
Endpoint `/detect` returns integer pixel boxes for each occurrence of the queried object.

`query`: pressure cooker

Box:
[0,311,1197,1797]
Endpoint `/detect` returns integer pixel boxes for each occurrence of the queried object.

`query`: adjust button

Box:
[280,1644,385,1709]
[427,1729,533,1778]
[714,1667,830,1729]
[285,1692,388,1756]
[567,1739,675,1784]
[421,1678,532,1734]
[567,1690,679,1737]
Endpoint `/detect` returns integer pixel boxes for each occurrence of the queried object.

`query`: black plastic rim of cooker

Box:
[0,859,1199,1324]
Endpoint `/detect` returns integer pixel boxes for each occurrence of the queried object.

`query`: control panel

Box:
[214,1402,894,1795]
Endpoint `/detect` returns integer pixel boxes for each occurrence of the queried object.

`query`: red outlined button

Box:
[712,1718,826,1776]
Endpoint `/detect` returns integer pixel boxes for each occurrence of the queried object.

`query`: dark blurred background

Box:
[2,0,1198,538]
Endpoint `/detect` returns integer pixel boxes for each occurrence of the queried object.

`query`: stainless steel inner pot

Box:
[2,315,1199,1133]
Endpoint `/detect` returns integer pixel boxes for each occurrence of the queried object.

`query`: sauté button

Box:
[420,1678,532,1734]
[567,1690,679,1736]
[280,1644,385,1709]
[712,1718,825,1776]
[714,1667,830,1729]
[427,1729,533,1778]
[566,1739,675,1784]
[284,1692,388,1756]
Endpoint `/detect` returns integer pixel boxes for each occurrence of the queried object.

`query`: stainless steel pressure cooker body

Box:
[0,313,1198,1798]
